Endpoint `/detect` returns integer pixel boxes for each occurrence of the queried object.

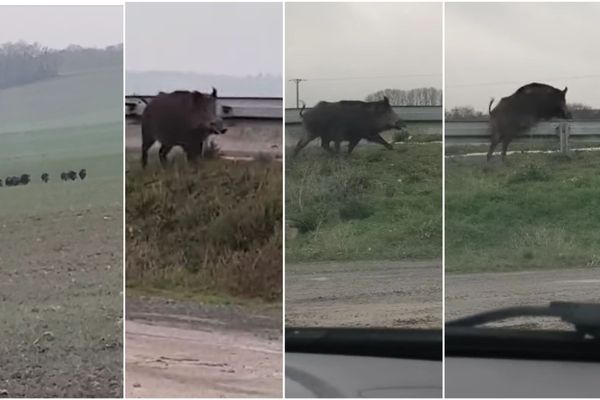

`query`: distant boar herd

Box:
[1,169,87,187]
[133,82,571,166]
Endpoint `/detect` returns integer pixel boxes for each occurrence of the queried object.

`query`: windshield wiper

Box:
[286,328,442,361]
[447,302,600,338]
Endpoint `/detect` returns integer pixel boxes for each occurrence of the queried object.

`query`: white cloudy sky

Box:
[286,2,442,107]
[0,5,122,48]
[126,2,282,76]
[446,2,600,110]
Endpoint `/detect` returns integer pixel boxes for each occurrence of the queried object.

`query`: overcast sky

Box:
[286,2,442,107]
[0,6,122,48]
[447,3,600,110]
[126,2,282,77]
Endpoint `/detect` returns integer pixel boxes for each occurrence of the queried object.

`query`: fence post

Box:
[559,122,570,154]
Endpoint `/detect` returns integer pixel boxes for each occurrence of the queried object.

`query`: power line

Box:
[447,74,600,89]
[306,73,441,82]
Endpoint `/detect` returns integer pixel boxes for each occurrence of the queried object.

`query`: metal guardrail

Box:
[285,106,442,125]
[445,120,600,147]
[125,95,282,120]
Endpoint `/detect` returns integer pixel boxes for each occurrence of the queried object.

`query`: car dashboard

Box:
[286,353,442,398]
[446,357,600,398]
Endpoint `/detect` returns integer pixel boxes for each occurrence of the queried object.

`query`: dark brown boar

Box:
[487,82,571,161]
[140,88,227,167]
[293,97,406,157]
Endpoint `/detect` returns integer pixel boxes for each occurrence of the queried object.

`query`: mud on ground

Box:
[0,207,122,397]
[126,296,282,398]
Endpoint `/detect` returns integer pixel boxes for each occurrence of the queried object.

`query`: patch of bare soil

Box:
[125,297,282,398]
[0,207,122,397]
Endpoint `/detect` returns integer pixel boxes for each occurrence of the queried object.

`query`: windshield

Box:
[0,5,123,397]
[285,2,443,330]
[445,2,600,332]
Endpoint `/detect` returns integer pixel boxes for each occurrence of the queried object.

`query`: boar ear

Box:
[563,87,568,94]
[193,91,204,103]
[212,87,217,97]
[383,96,390,104]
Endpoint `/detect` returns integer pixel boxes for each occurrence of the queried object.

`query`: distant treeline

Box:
[365,87,442,106]
[0,41,122,90]
[446,103,600,121]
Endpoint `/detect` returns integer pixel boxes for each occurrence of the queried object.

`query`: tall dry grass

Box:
[126,158,282,301]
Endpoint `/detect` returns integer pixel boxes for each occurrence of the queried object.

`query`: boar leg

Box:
[501,138,511,162]
[334,141,341,154]
[347,138,360,154]
[185,149,199,165]
[321,139,333,153]
[487,123,502,161]
[367,133,393,150]
[292,132,317,157]
[141,136,155,168]
[158,144,173,167]
[487,139,499,161]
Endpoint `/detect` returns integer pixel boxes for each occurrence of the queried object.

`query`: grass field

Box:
[0,122,122,215]
[0,66,122,134]
[0,64,123,397]
[126,154,282,302]
[446,150,600,273]
[285,143,442,262]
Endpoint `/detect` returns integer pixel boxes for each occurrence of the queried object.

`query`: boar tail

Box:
[299,101,306,118]
[488,98,495,114]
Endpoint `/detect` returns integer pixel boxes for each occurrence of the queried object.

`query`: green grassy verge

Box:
[126,157,282,302]
[286,143,442,262]
[446,151,600,273]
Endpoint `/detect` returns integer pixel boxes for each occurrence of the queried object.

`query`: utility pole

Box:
[289,78,305,108]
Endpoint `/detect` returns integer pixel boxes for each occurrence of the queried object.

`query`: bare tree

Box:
[0,41,123,90]
[365,87,442,106]
[445,106,486,122]
[568,103,600,120]
[0,41,59,89]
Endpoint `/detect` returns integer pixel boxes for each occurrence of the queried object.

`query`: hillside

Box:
[0,65,122,135]
[126,70,281,97]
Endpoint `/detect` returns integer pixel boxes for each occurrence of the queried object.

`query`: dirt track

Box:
[285,260,442,328]
[125,297,282,398]
[446,267,600,329]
